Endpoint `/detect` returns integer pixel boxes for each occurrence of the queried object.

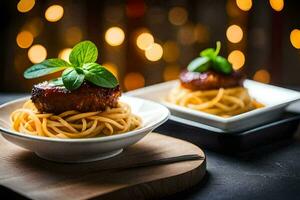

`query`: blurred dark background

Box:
[0,0,299,92]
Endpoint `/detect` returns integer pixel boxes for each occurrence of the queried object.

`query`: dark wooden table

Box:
[1,93,300,200]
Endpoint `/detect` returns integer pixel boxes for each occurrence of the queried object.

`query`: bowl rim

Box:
[0,96,170,143]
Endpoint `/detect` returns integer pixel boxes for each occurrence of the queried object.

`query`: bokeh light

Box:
[22,18,43,38]
[269,0,284,12]
[226,25,243,43]
[163,41,180,62]
[105,27,125,46]
[136,32,154,50]
[28,44,47,64]
[16,31,34,48]
[178,24,195,45]
[17,0,35,13]
[45,5,64,22]
[194,24,210,43]
[290,29,300,49]
[227,0,241,17]
[65,26,83,46]
[168,7,188,26]
[145,43,163,61]
[253,69,271,83]
[163,65,180,81]
[58,48,72,62]
[236,0,252,11]
[124,72,145,90]
[102,62,118,77]
[228,50,245,70]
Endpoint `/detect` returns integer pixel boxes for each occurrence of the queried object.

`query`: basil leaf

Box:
[212,56,233,74]
[187,57,210,72]
[69,40,98,67]
[24,59,70,79]
[83,63,118,88]
[62,68,85,90]
[49,77,64,86]
[214,41,221,56]
[200,48,215,59]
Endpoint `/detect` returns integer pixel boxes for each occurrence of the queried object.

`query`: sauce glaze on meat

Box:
[31,81,121,114]
[180,70,246,91]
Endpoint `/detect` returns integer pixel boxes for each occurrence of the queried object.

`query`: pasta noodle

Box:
[10,100,142,138]
[167,85,264,117]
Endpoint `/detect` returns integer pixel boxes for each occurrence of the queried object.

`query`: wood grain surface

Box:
[0,132,206,200]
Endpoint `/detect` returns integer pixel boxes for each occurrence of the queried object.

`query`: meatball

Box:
[179,70,246,91]
[31,81,121,114]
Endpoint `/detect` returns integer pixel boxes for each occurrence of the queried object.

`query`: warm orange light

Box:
[58,48,72,62]
[178,24,195,45]
[124,72,145,91]
[168,7,188,26]
[28,44,47,64]
[226,25,243,43]
[23,18,43,38]
[194,24,210,43]
[163,41,180,62]
[136,32,154,50]
[163,65,180,81]
[269,0,284,12]
[45,5,64,22]
[253,69,271,83]
[16,31,34,48]
[236,0,252,11]
[228,50,245,70]
[145,43,163,61]
[290,29,300,49]
[105,27,125,46]
[65,26,83,46]
[102,62,118,78]
[17,0,35,13]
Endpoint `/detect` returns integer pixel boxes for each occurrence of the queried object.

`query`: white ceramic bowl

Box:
[0,96,170,163]
[126,80,300,132]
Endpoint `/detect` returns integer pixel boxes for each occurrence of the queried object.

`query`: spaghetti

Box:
[167,85,264,117]
[10,100,142,138]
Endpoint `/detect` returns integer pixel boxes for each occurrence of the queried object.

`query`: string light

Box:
[290,29,300,49]
[28,44,47,64]
[17,0,35,13]
[236,0,252,11]
[124,72,145,90]
[58,48,72,62]
[45,5,64,22]
[168,7,188,26]
[145,43,163,61]
[253,69,271,83]
[105,27,125,46]
[226,25,243,43]
[228,50,245,70]
[136,32,154,50]
[16,31,33,48]
[269,0,284,12]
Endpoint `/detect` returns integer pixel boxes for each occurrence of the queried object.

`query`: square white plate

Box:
[126,80,300,132]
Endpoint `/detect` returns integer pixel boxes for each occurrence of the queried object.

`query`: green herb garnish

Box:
[24,40,118,91]
[187,41,233,74]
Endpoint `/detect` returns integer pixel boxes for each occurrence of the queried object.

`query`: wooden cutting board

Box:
[0,132,206,200]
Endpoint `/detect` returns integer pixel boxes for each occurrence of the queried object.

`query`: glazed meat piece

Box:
[31,81,121,114]
[180,70,246,91]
